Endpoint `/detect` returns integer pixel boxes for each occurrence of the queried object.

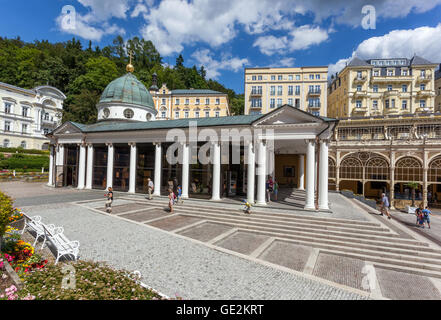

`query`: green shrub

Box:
[0,191,14,238]
[20,261,164,300]
[0,147,49,155]
[0,154,49,170]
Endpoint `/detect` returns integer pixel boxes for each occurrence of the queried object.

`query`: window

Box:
[146,113,152,121]
[309,85,314,93]
[206,98,210,105]
[195,99,200,105]
[402,69,408,76]
[22,124,27,134]
[391,99,395,108]
[295,85,300,95]
[205,111,210,118]
[215,111,220,117]
[43,128,50,135]
[3,139,10,148]
[161,111,166,118]
[402,100,408,110]
[252,75,257,81]
[387,69,394,76]
[312,111,320,116]
[103,108,110,119]
[288,98,293,106]
[271,75,275,81]
[288,75,293,81]
[175,99,180,105]
[356,100,362,108]
[277,99,283,107]
[278,75,283,80]
[295,99,300,108]
[185,99,189,105]
[288,86,293,95]
[277,86,283,95]
[421,70,426,77]
[4,102,12,114]
[373,85,378,93]
[124,109,134,119]
[270,86,275,96]
[357,71,362,78]
[215,98,220,105]
[315,85,320,93]
[175,111,180,119]
[372,100,378,109]
[184,111,189,118]
[162,90,166,94]
[356,85,362,92]
[195,111,200,118]
[258,75,262,80]
[373,70,380,76]
[385,100,390,108]
[315,74,320,79]
[420,100,426,108]
[309,74,314,80]
[402,85,408,92]
[420,84,426,91]
[296,75,300,80]
[251,98,262,108]
[4,121,11,132]
[22,106,28,117]
[161,98,166,105]
[387,85,393,91]
[270,98,275,108]
[20,141,26,149]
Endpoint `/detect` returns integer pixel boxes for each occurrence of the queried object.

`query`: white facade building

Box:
[0,81,65,150]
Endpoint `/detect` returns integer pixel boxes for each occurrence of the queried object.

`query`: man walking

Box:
[147,178,154,200]
[380,193,391,219]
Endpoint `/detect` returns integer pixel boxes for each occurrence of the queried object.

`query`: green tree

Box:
[405,182,420,207]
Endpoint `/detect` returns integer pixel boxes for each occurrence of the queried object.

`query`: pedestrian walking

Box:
[380,193,391,219]
[105,187,113,213]
[168,189,175,213]
[415,204,423,226]
[177,185,183,204]
[273,179,279,201]
[147,178,154,200]
[423,207,432,229]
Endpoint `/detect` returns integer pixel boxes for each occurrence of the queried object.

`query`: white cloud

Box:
[279,57,295,67]
[253,25,328,55]
[328,23,441,76]
[191,49,249,79]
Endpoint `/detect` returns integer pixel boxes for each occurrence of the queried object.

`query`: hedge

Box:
[0,147,49,155]
[0,154,49,170]
[0,191,14,238]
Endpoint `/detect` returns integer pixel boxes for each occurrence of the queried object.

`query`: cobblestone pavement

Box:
[21,202,366,300]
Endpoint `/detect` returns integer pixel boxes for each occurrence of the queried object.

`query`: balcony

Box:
[308,103,321,109]
[41,119,58,128]
[308,89,321,96]
[371,75,413,83]
[417,75,432,82]
[416,106,433,113]
[352,106,368,114]
[353,75,367,83]
[250,90,262,97]
[383,90,399,97]
[384,107,399,114]
[349,90,368,98]
[416,90,435,97]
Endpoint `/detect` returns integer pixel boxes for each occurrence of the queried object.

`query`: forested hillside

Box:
[0,36,244,124]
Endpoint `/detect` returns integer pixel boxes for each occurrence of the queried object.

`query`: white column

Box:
[181,143,189,199]
[247,142,255,204]
[56,144,64,166]
[305,140,316,210]
[47,146,54,186]
[318,140,329,211]
[298,155,305,190]
[77,144,86,189]
[85,144,93,189]
[153,143,162,196]
[106,143,114,189]
[211,142,221,201]
[256,139,267,205]
[128,143,137,194]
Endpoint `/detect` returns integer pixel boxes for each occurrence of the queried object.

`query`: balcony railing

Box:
[371,75,413,82]
[354,75,367,82]
[250,90,262,96]
[308,103,321,109]
[308,89,321,96]
[417,75,432,82]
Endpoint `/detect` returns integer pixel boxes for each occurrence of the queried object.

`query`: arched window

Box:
[340,157,363,180]
[328,158,336,180]
[395,157,423,182]
[428,156,441,183]
[365,156,389,180]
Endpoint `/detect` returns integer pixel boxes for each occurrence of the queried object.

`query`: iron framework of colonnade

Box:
[328,151,441,206]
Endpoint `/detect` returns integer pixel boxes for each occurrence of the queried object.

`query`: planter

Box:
[2,258,24,290]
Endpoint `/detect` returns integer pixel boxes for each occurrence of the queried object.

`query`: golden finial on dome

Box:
[126,50,135,73]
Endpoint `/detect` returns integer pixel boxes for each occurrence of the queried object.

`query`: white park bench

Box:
[21,214,56,247]
[43,225,80,264]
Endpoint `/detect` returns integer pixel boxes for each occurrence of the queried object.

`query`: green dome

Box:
[99,73,155,109]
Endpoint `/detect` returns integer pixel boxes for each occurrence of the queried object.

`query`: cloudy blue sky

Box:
[1,0,441,93]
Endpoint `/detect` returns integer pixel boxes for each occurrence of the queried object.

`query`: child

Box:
[243,199,251,214]
[418,208,425,228]
[177,185,183,204]
[423,207,432,229]
[415,204,423,226]
[105,187,113,214]
[168,189,175,213]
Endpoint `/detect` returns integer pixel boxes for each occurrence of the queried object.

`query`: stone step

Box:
[175,210,436,252]
[134,198,381,227]
[371,261,441,280]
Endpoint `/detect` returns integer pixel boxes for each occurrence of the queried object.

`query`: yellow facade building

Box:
[435,67,441,112]
[328,56,438,119]
[148,74,230,120]
[244,67,328,117]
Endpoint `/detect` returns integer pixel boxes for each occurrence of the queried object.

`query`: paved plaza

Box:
[2,181,441,300]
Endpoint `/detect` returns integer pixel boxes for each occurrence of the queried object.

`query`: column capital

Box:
[86,143,94,148]
[128,142,137,147]
[320,139,330,145]
[106,142,113,147]
[306,139,316,146]
[153,142,162,147]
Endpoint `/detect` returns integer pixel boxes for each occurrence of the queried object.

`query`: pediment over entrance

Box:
[253,105,324,126]
[51,122,84,135]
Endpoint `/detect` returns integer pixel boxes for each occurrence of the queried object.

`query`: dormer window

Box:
[387,69,394,76]
[124,109,134,119]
